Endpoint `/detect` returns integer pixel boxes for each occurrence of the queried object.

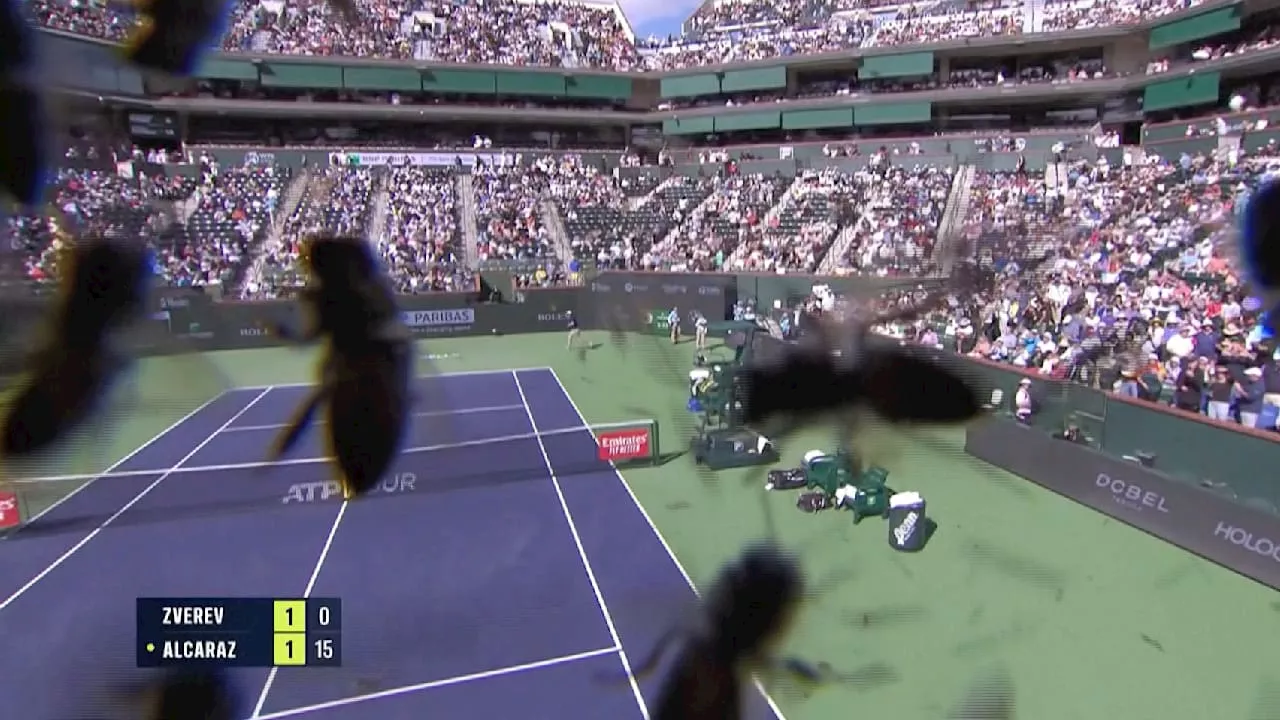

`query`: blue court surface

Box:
[0,368,784,720]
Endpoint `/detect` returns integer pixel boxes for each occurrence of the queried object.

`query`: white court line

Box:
[251,647,620,720]
[250,499,350,717]
[222,404,526,433]
[511,371,650,719]
[4,426,593,485]
[0,388,274,613]
[235,367,552,391]
[544,368,792,720]
[2,390,234,535]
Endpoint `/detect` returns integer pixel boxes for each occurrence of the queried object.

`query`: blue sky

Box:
[618,0,699,38]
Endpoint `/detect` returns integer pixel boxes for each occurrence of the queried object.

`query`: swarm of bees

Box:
[0,7,1033,719]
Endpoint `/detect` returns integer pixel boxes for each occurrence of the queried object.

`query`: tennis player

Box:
[695,313,709,349]
[667,307,680,344]
[566,310,580,348]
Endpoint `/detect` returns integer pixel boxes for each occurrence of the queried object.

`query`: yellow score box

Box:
[272,633,307,666]
[273,600,306,632]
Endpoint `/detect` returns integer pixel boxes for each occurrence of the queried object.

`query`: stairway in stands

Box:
[456,172,481,267]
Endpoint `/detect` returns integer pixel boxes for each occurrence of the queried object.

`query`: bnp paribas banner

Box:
[329,152,500,167]
[173,290,582,350]
[401,308,476,335]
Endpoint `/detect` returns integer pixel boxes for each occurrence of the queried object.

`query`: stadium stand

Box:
[243,166,376,298]
[170,165,288,290]
[378,166,475,294]
[833,164,954,276]
[644,173,791,271]
[23,0,1234,70]
[14,0,1280,436]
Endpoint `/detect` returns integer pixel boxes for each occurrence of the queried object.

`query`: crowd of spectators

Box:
[25,0,1228,72]
[726,168,863,273]
[472,154,614,280]
[6,138,1280,440]
[865,0,1022,48]
[643,173,789,272]
[836,164,954,276]
[472,162,555,264]
[378,167,474,294]
[166,164,285,289]
[242,166,375,298]
[873,153,1280,432]
[2,168,172,285]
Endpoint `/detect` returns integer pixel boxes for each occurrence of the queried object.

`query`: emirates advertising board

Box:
[966,419,1280,590]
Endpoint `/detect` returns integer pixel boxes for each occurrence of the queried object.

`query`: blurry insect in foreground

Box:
[135,669,241,720]
[266,235,413,500]
[123,0,360,76]
[625,543,822,720]
[739,292,984,445]
[0,0,56,209]
[1236,177,1280,338]
[0,237,154,459]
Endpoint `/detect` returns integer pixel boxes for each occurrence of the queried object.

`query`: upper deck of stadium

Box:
[25,0,1250,73]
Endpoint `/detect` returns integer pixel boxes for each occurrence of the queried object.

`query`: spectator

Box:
[1236,367,1266,428]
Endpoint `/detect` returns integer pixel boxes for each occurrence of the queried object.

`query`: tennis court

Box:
[0,333,1274,720]
[0,365,783,719]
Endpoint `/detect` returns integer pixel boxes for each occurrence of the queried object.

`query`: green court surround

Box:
[14,332,1279,719]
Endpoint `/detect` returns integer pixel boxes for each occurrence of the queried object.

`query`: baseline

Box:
[223,404,526,433]
[5,426,595,485]
[233,367,553,391]
[253,647,622,720]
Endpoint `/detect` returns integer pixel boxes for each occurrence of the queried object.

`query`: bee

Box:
[628,543,823,720]
[739,292,984,441]
[123,0,360,76]
[0,237,154,459]
[135,669,240,720]
[266,235,412,500]
[1236,176,1280,338]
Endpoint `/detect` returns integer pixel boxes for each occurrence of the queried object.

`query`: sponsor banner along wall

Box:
[966,418,1280,590]
[170,290,580,351]
[585,272,736,335]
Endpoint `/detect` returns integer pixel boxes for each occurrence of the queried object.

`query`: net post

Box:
[650,419,660,467]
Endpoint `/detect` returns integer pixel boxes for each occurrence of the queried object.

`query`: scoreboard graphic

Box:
[137,598,342,668]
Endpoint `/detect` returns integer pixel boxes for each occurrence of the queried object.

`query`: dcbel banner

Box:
[966,418,1280,590]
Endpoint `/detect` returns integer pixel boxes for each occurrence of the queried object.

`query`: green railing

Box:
[956,354,1280,515]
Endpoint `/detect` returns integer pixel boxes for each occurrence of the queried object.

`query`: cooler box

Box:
[887,491,927,552]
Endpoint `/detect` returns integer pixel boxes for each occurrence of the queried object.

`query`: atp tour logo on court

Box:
[402,309,475,333]
[0,491,20,529]
[281,474,417,503]
[597,428,650,462]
